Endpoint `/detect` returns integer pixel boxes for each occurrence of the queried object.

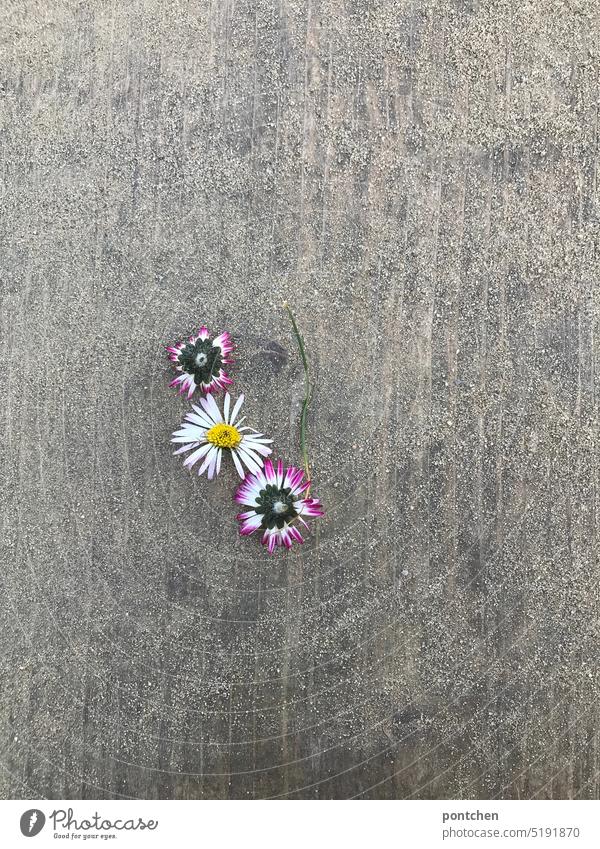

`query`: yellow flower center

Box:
[205,422,241,449]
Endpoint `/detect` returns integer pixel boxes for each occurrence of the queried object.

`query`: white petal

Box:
[235,445,263,475]
[238,509,258,520]
[242,434,273,456]
[243,441,272,457]
[200,393,223,424]
[191,404,214,426]
[185,412,212,429]
[215,447,223,476]
[198,446,217,476]
[231,449,246,478]
[229,393,245,425]
[207,448,219,480]
[243,514,263,532]
[238,441,263,460]
[237,484,260,506]
[171,434,208,445]
[223,392,231,424]
[183,442,212,469]
[173,442,198,455]
[173,423,205,440]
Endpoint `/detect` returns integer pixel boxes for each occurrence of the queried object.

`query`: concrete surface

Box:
[0,0,599,799]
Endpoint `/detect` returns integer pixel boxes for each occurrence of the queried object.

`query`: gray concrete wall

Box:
[0,0,599,798]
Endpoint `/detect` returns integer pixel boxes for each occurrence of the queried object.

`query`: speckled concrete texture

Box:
[0,0,599,799]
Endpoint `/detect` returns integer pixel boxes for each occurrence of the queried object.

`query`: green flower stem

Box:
[283,303,312,489]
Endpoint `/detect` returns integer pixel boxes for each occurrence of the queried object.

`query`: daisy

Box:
[166,326,234,398]
[235,459,324,553]
[171,392,272,480]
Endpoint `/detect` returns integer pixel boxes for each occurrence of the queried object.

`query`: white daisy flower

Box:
[171,392,273,480]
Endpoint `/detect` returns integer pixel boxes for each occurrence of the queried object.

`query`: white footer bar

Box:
[0,799,598,849]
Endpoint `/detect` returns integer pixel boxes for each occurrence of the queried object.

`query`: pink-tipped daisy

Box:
[171,392,272,480]
[235,459,324,553]
[166,326,234,398]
